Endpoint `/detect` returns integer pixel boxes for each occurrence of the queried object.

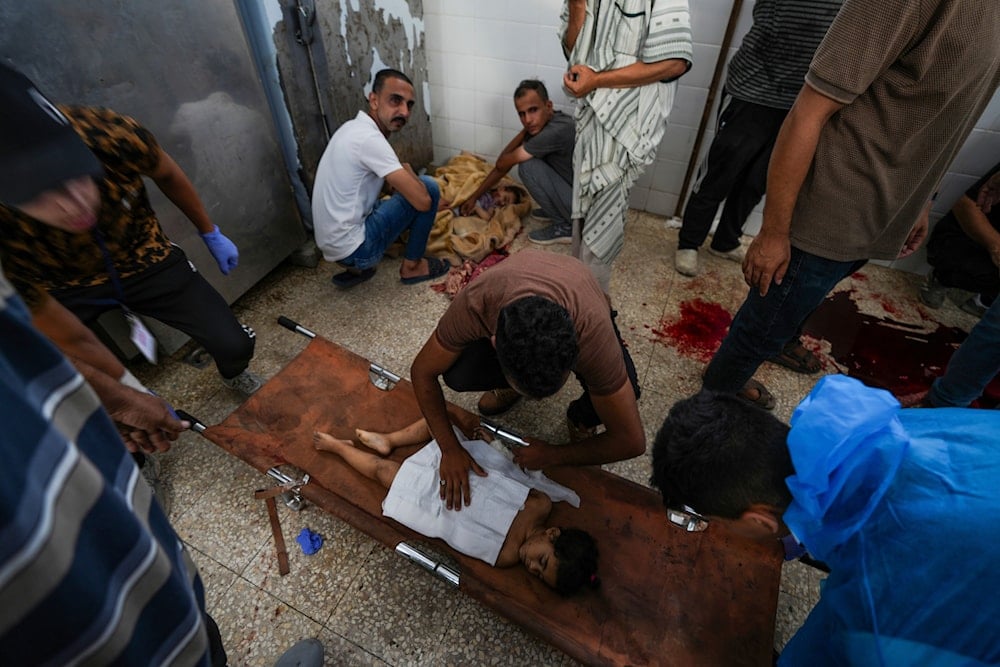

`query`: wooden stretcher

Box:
[200,325,782,666]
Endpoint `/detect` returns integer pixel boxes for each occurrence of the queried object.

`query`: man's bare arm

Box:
[150,148,215,234]
[33,292,124,378]
[384,164,433,211]
[514,380,644,469]
[563,0,587,54]
[954,195,1000,267]
[744,83,845,296]
[563,59,690,97]
[459,130,531,216]
[410,332,487,510]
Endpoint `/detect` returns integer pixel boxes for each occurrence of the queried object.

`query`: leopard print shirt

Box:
[0,106,173,309]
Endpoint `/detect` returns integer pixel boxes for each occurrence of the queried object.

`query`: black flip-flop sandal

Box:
[769,340,822,374]
[400,257,450,285]
[331,267,376,288]
[738,379,776,410]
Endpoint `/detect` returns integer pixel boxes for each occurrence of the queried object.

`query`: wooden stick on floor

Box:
[258,492,290,576]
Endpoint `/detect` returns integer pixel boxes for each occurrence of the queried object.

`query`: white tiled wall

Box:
[422,0,999,274]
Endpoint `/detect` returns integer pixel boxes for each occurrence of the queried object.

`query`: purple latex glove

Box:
[199,225,239,275]
[296,527,323,555]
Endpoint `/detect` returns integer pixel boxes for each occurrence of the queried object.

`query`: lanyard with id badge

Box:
[94,229,158,363]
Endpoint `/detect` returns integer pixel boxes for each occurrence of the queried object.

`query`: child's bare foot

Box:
[313,431,353,453]
[355,429,392,455]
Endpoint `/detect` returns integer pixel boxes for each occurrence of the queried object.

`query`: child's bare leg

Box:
[356,408,479,454]
[356,418,432,455]
[313,431,400,488]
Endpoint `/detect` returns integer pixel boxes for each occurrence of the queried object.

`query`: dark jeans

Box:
[50,247,255,379]
[340,175,440,270]
[928,296,1000,406]
[703,247,865,393]
[204,613,228,667]
[679,93,788,252]
[442,311,640,428]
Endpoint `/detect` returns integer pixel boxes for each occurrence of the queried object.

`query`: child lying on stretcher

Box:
[313,409,598,596]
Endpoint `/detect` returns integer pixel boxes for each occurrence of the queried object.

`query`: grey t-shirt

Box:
[522,110,575,186]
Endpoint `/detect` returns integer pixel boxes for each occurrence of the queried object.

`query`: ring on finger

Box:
[439,479,447,486]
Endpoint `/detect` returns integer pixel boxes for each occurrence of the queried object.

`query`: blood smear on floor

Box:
[650,299,732,364]
[651,291,998,407]
[802,291,998,406]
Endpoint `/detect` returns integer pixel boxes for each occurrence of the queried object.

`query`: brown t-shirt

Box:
[434,251,627,396]
[0,106,173,308]
[792,0,1000,261]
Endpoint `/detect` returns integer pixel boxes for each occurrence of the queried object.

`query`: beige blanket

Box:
[424,152,532,264]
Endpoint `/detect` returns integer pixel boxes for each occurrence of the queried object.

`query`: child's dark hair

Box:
[553,528,599,596]
[499,185,524,204]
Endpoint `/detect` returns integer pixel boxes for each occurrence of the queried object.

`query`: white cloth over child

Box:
[381,428,581,566]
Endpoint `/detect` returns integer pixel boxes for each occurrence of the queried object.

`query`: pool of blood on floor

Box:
[650,299,732,364]
[802,291,998,406]
[650,291,998,406]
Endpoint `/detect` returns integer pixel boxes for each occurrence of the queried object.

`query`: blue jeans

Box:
[340,175,440,271]
[703,247,865,393]
[927,296,1000,407]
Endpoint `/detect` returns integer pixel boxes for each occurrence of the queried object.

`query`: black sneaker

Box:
[919,272,946,309]
[528,220,572,245]
[222,370,264,396]
[530,208,551,221]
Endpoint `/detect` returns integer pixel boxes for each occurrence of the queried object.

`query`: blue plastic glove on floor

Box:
[296,527,323,555]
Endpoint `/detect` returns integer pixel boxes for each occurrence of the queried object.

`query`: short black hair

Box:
[513,79,549,103]
[650,391,794,519]
[372,69,413,93]
[494,296,578,398]
[497,185,524,204]
[554,528,599,596]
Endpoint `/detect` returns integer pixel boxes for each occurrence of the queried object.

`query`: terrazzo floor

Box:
[134,210,981,666]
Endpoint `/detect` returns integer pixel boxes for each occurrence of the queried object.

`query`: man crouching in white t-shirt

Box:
[311,69,448,288]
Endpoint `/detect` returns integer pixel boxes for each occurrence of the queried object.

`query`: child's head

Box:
[493,185,523,207]
[520,527,599,596]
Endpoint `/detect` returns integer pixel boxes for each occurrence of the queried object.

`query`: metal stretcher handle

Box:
[395,542,460,586]
[479,418,529,448]
[175,409,207,434]
[277,315,316,339]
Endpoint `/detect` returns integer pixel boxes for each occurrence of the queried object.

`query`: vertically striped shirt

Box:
[0,273,210,665]
[726,0,844,110]
[561,0,693,263]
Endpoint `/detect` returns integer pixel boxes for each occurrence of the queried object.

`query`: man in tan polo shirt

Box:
[701,0,1000,407]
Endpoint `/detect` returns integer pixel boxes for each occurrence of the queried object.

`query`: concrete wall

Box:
[274,0,433,192]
